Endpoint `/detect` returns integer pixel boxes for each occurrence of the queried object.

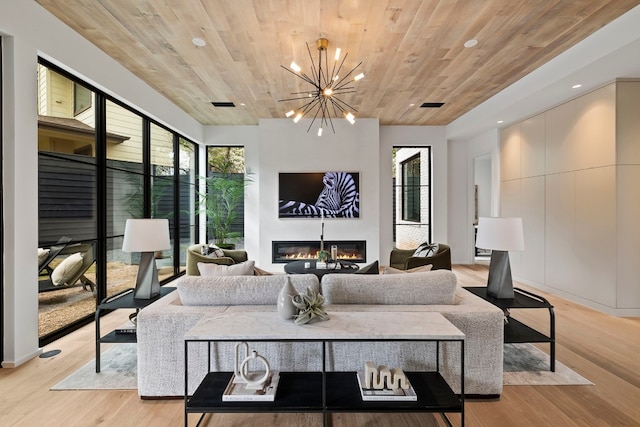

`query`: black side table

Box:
[464,286,556,371]
[284,259,359,279]
[95,286,175,372]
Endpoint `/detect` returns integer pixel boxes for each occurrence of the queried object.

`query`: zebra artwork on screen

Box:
[278,172,360,218]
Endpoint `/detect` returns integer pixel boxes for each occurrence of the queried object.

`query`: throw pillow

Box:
[354,260,379,274]
[383,264,433,275]
[253,266,274,276]
[412,242,439,257]
[51,252,84,286]
[198,260,256,276]
[38,248,50,265]
[206,244,225,258]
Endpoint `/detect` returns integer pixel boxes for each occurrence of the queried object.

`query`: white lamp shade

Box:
[476,217,525,251]
[122,218,171,252]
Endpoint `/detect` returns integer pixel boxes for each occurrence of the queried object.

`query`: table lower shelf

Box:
[505,317,551,343]
[186,371,462,414]
[98,330,137,344]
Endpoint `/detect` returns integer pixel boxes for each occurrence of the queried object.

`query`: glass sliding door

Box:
[37,64,98,341]
[150,123,175,281]
[105,100,145,299]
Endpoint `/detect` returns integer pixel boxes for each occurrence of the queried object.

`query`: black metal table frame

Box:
[184,336,464,427]
[95,286,175,372]
[464,286,555,371]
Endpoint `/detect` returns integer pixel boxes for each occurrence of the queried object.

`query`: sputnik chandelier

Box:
[280,38,364,136]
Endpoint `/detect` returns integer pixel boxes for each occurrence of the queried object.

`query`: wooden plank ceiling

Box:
[36,0,640,126]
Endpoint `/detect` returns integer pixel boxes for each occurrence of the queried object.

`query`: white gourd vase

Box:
[277,276,299,320]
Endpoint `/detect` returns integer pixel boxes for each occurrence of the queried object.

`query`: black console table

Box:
[463,286,555,371]
[184,311,465,427]
[95,286,175,372]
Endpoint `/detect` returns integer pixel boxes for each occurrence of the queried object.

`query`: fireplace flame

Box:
[283,252,359,260]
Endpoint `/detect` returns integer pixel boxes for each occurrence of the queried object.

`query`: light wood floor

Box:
[1,265,639,427]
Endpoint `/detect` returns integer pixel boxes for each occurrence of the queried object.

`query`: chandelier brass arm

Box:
[279,38,364,136]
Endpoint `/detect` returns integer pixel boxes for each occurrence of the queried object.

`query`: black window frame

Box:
[401,153,421,222]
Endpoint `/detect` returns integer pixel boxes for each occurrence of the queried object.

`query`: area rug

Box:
[51,342,592,390]
[51,344,137,390]
[503,343,592,386]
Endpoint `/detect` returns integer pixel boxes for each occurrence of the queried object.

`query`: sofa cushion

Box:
[198,260,255,276]
[177,274,320,306]
[38,247,50,265]
[383,264,432,274]
[321,270,456,305]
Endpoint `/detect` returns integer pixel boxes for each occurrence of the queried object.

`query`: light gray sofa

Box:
[136,271,504,398]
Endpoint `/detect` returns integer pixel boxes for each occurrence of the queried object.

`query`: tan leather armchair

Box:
[186,244,248,275]
[389,243,451,271]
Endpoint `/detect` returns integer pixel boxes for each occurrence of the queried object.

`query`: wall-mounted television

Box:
[278,172,360,218]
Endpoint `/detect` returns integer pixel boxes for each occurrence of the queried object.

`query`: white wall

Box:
[257,119,379,271]
[1,0,204,366]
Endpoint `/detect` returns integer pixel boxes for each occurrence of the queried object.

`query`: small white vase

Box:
[277,276,299,320]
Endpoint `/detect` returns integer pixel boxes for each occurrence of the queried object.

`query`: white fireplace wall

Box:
[204,120,449,272]
[257,118,380,271]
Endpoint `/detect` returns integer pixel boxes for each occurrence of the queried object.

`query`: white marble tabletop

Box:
[185,311,464,341]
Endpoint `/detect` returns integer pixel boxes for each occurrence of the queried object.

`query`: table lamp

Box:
[122,218,171,299]
[475,217,525,299]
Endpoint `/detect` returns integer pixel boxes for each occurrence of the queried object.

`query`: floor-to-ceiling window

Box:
[37,63,99,340]
[205,146,245,248]
[393,147,432,248]
[179,137,197,267]
[37,59,198,345]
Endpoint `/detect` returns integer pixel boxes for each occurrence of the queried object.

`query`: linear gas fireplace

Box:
[272,240,366,264]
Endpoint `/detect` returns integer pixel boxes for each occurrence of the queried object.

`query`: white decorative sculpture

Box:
[234,342,271,390]
[364,361,409,390]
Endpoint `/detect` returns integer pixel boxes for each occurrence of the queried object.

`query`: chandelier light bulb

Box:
[285,110,295,117]
[290,62,301,73]
[293,113,303,123]
[354,73,365,81]
[318,127,323,136]
[335,48,341,61]
[323,88,333,96]
[345,112,355,124]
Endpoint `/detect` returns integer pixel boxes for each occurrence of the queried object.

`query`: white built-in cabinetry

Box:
[500,80,640,316]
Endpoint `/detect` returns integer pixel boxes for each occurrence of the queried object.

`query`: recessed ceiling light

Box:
[409,103,415,107]
[464,39,478,48]
[497,120,504,124]
[572,84,582,89]
[240,103,246,106]
[192,37,206,47]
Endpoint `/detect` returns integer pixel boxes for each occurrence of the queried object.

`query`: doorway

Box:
[474,154,492,262]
